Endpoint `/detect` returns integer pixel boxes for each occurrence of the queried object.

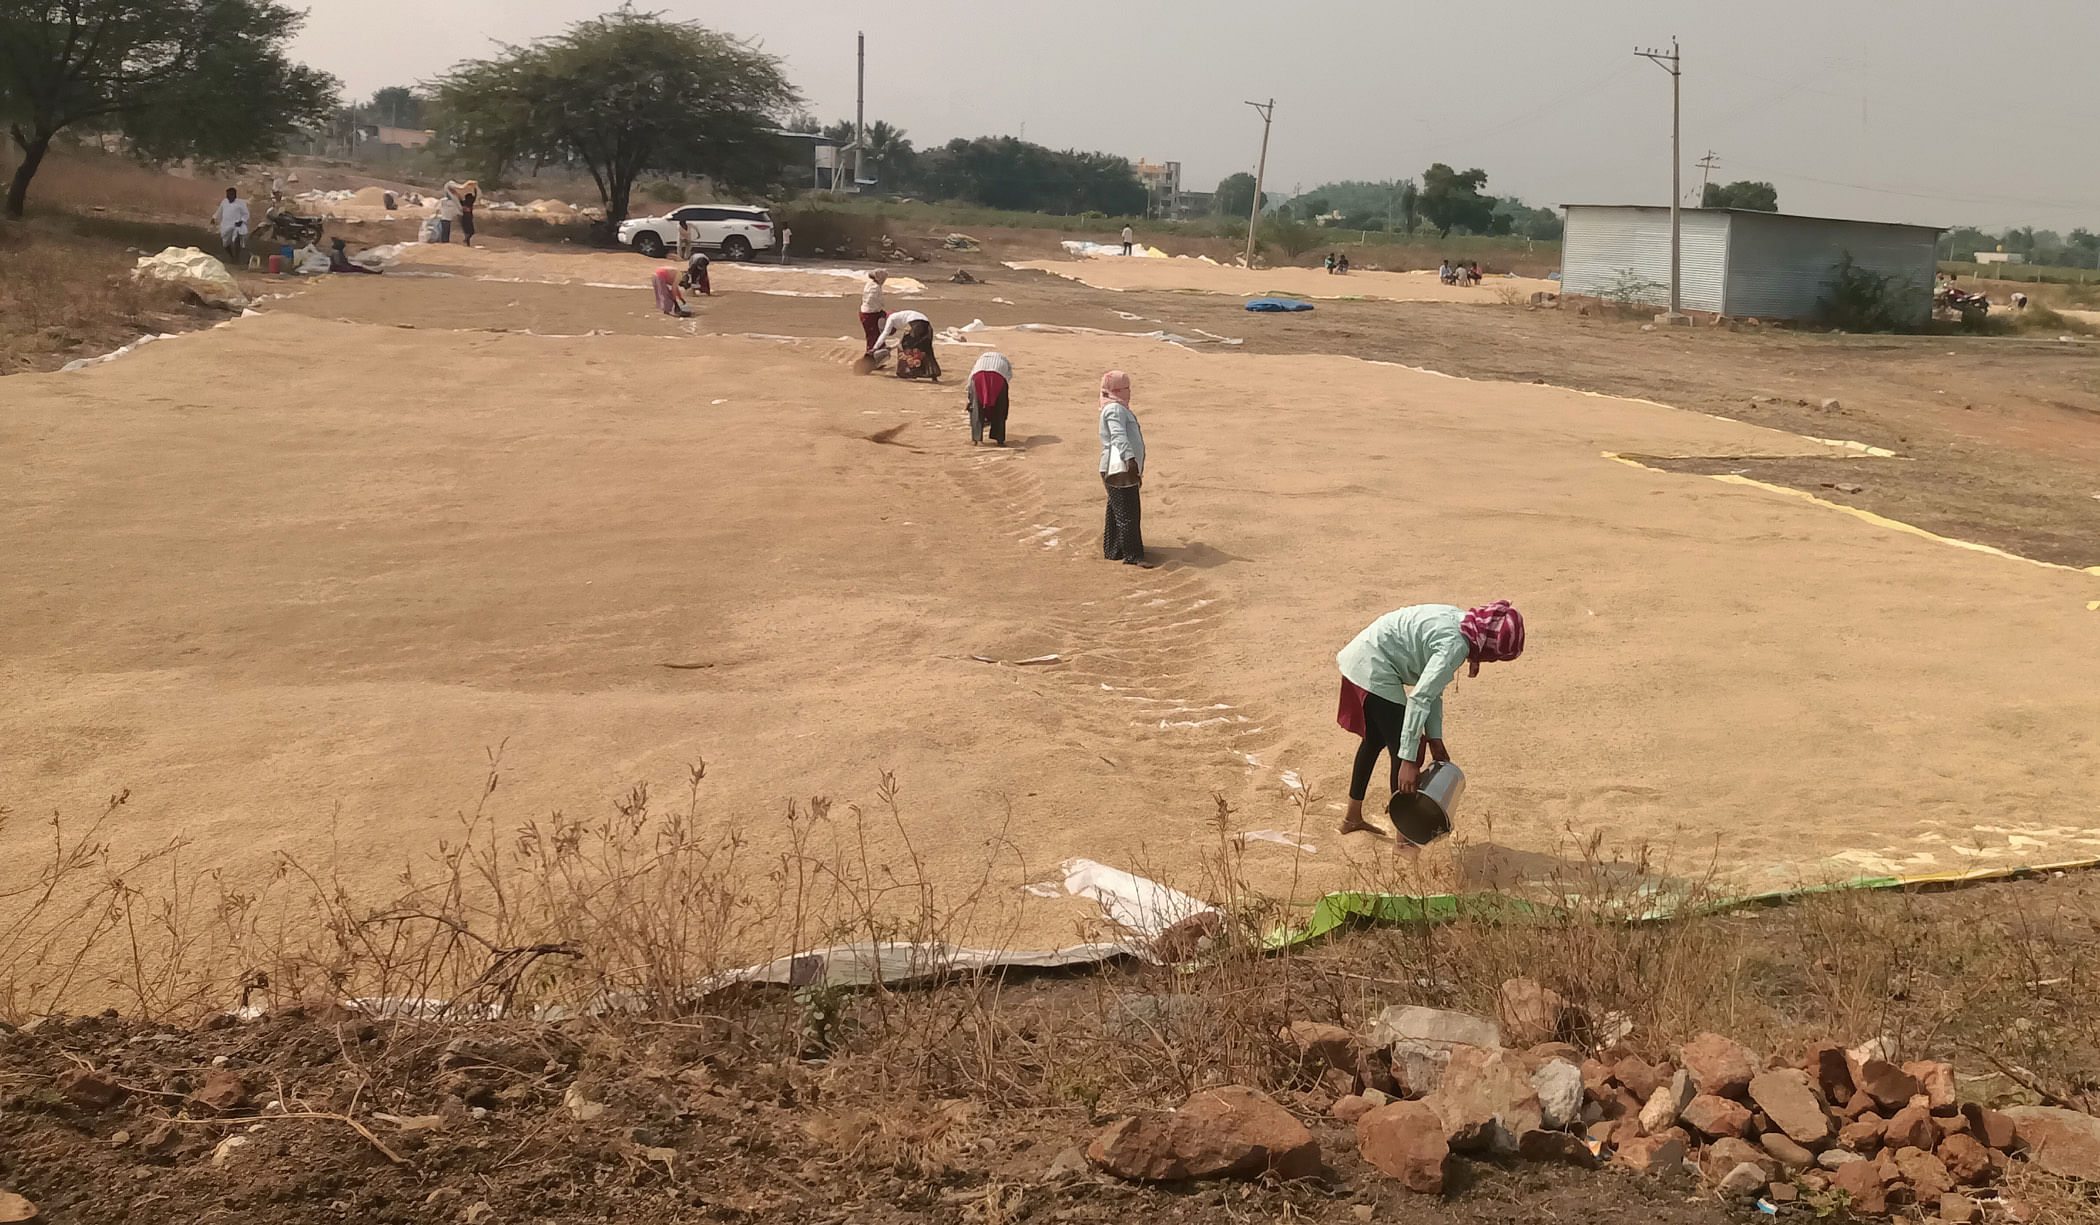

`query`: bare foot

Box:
[1338,815,1380,836]
[1393,839,1422,863]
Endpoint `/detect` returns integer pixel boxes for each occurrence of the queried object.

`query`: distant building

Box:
[1973,251,2024,265]
[1559,204,1943,323]
[356,124,436,149]
[1172,190,1215,220]
[1132,158,1182,219]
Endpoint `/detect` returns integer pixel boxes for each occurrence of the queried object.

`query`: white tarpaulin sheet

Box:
[132,247,248,309]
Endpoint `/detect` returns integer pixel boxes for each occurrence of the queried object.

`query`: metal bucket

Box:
[1386,761,1465,846]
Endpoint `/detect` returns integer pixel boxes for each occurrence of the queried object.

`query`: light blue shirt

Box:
[1335,604,1470,754]
[1098,400,1144,475]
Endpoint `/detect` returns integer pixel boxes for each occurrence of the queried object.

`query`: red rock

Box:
[1768,1181,1798,1203]
[1614,1133,1686,1175]
[1679,1033,1759,1099]
[1319,1068,1358,1098]
[1760,1131,1816,1168]
[1285,1021,1360,1079]
[190,1068,249,1114]
[1856,1059,1920,1110]
[1748,1069,1832,1147]
[1837,1114,1886,1153]
[1939,1193,1981,1224]
[1526,1041,1584,1067]
[1331,1095,1375,1124]
[1614,1055,1666,1102]
[1959,1103,2017,1151]
[1701,1137,1777,1180]
[1805,1041,1854,1102]
[1840,1089,1878,1120]
[1937,1133,1990,1184]
[1831,1159,1888,1214]
[1496,978,1580,1046]
[1516,1127,1598,1168]
[1884,1104,1941,1152]
[1938,1111,1971,1137]
[2002,1105,2100,1181]
[1425,1045,1541,1155]
[1088,1085,1321,1181]
[55,1068,127,1110]
[1893,1146,1955,1201]
[1356,1101,1448,1194]
[1680,1094,1752,1140]
[1903,1061,1956,1111]
[1579,1058,1613,1098]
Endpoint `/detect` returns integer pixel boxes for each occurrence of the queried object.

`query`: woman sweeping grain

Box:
[652,267,690,317]
[1098,371,1147,565]
[966,351,1013,445]
[1335,600,1525,847]
[859,269,889,352]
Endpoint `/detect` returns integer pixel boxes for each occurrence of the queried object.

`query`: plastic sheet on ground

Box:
[131,247,248,309]
[60,333,181,373]
[1246,297,1314,312]
[1060,240,1168,259]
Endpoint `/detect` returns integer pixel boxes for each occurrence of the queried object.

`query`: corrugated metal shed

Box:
[1561,206,1729,313]
[1559,205,1944,323]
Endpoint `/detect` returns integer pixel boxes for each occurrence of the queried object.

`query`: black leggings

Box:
[1349,690,1417,802]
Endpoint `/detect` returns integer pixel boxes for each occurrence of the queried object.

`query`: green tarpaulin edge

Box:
[1261,856,2100,953]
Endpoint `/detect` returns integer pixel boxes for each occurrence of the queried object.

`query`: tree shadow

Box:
[1145,540,1249,569]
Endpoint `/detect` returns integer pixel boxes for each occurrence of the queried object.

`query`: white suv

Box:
[617,204,776,260]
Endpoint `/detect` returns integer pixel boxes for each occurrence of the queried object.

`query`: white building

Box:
[1559,205,1943,324]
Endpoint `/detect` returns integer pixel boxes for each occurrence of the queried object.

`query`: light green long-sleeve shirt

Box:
[1335,604,1470,755]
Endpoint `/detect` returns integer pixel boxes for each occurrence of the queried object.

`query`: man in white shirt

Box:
[211,188,251,264]
[435,188,461,242]
[1120,225,1135,256]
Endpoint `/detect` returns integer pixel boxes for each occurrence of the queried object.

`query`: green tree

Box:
[434,11,798,228]
[1397,180,1419,234]
[370,85,425,129]
[1417,163,1495,237]
[1214,171,1265,218]
[819,117,915,188]
[1700,180,1778,211]
[914,136,1143,214]
[0,0,337,218]
[1297,194,1330,221]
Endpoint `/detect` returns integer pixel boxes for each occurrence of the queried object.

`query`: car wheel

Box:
[634,231,667,258]
[721,235,752,261]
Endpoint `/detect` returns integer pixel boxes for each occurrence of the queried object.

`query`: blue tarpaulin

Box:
[1245,297,1314,312]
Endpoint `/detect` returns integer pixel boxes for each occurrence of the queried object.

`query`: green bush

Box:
[1818,252,1924,332]
[643,179,687,205]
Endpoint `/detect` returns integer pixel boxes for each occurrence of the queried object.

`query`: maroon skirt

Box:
[1336,677,1370,737]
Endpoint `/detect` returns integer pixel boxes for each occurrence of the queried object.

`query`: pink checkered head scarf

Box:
[1100,370,1131,406]
[1460,600,1525,663]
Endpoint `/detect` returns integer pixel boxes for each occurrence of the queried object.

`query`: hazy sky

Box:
[294,0,2100,230]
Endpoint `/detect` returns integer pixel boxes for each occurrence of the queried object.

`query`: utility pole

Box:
[1635,38,1684,321]
[1243,98,1274,269]
[852,31,867,194]
[1695,150,1719,206]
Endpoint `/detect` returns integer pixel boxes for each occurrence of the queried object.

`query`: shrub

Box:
[1818,252,1924,332]
[643,179,687,205]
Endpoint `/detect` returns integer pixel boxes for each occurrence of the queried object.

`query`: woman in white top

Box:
[1097,371,1147,564]
[859,270,889,352]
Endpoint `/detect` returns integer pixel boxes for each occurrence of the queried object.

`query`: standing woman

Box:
[966,351,1013,446]
[1098,371,1147,565]
[1334,601,1525,845]
[457,182,478,247]
[859,270,889,353]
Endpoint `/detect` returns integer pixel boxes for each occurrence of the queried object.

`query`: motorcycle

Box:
[257,209,324,247]
[1937,285,1989,323]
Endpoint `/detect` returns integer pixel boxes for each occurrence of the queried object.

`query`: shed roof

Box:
[1559,203,1945,234]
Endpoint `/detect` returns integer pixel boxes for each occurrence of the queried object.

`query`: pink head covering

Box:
[1459,600,1525,663]
[1100,370,1131,405]
[869,269,888,283]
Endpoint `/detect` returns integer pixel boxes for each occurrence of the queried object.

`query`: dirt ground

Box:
[1004,256,1560,305]
[6,235,2100,985]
